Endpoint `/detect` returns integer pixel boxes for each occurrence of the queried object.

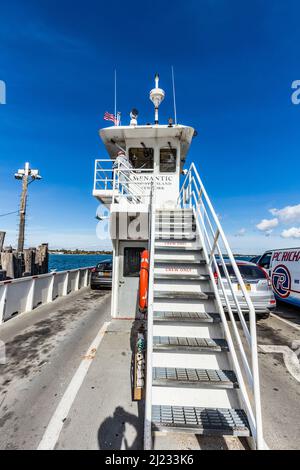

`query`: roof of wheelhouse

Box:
[99,124,195,160]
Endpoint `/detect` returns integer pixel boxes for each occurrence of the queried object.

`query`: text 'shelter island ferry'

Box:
[92,75,265,450]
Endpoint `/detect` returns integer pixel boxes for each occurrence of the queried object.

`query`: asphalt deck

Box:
[0,289,299,450]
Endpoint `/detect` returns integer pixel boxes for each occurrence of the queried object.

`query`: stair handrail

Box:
[178,162,264,450]
[144,180,156,450]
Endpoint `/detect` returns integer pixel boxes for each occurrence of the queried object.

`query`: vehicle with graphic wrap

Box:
[256,248,300,307]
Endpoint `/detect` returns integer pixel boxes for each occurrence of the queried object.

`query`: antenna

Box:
[114,69,117,121]
[171,66,177,125]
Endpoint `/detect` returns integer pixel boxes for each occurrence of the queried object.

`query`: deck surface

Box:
[0,290,299,450]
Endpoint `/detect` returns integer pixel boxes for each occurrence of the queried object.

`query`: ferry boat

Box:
[92,74,265,450]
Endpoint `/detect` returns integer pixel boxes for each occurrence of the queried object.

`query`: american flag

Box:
[103,111,118,125]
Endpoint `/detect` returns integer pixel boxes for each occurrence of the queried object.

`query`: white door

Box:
[117,241,148,318]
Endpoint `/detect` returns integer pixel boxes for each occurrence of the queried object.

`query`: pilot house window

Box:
[160,148,177,172]
[129,148,154,169]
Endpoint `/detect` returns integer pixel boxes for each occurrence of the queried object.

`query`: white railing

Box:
[178,162,264,449]
[94,159,115,191]
[144,182,156,450]
[0,267,92,324]
[94,159,153,204]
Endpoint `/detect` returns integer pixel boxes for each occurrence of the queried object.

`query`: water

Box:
[49,253,254,273]
[49,254,112,272]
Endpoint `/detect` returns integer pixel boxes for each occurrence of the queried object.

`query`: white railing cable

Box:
[178,163,264,450]
[144,182,156,450]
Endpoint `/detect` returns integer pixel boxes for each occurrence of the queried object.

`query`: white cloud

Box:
[235,228,246,237]
[270,204,300,223]
[256,218,278,231]
[281,227,300,239]
[227,232,300,255]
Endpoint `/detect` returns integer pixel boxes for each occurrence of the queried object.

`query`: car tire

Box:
[257,311,270,320]
[91,284,98,290]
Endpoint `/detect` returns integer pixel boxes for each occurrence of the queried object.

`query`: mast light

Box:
[150,73,165,125]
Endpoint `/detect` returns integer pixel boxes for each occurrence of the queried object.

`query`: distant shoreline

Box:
[49,252,112,255]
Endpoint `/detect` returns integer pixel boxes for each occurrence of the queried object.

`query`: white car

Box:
[215,260,276,318]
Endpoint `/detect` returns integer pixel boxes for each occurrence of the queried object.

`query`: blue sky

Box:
[0,0,299,253]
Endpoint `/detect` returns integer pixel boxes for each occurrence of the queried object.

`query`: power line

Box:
[0,210,19,217]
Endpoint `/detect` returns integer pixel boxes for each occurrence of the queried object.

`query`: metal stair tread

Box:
[152,406,250,436]
[155,221,195,225]
[155,231,197,242]
[153,336,228,352]
[154,272,209,280]
[154,243,201,251]
[155,233,196,240]
[154,258,206,265]
[152,367,238,389]
[154,290,214,300]
[153,311,220,323]
[156,209,193,214]
[155,247,202,254]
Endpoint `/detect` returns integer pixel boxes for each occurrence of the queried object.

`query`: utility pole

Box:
[15,162,42,253]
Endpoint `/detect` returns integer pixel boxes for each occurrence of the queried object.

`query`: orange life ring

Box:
[139,249,149,312]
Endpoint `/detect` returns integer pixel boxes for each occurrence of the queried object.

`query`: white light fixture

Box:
[14,162,42,180]
[149,73,165,124]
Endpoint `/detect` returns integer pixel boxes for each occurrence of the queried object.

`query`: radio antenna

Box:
[171,66,177,125]
[114,69,117,120]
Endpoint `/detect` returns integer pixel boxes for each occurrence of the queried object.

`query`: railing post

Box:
[208,229,220,265]
[83,269,89,287]
[112,166,116,203]
[0,284,8,324]
[188,170,192,208]
[47,273,55,303]
[63,272,69,296]
[75,270,80,291]
[144,182,156,450]
[94,159,97,191]
[249,307,264,449]
[25,277,36,312]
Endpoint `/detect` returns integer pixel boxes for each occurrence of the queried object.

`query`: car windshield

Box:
[96,261,112,270]
[218,264,266,280]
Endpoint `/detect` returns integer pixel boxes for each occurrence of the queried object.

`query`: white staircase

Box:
[144,166,264,450]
